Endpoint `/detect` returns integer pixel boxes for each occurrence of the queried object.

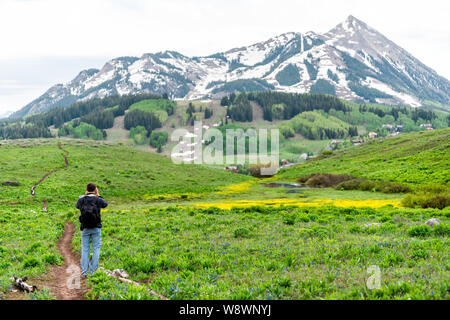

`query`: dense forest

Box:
[0,122,52,140]
[226,93,253,122]
[25,93,163,129]
[221,91,348,123]
[0,94,165,140]
[219,91,449,141]
[247,91,349,121]
[124,109,162,133]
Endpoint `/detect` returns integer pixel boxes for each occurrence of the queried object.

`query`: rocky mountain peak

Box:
[10,16,450,118]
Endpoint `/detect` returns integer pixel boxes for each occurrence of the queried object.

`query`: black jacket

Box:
[76,193,108,230]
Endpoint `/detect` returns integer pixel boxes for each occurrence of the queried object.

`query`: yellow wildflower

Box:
[193,198,401,210]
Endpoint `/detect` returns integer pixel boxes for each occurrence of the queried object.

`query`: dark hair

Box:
[86,183,96,192]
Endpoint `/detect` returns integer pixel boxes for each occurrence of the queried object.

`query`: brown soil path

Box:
[40,143,88,299]
[34,222,88,300]
[30,141,69,198]
[10,142,88,300]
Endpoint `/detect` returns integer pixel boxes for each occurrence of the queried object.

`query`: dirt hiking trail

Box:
[37,222,88,300]
[10,142,89,300]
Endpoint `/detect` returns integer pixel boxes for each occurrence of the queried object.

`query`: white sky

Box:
[1,0,449,113]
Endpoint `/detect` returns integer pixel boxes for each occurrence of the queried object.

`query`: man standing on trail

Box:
[76,183,108,277]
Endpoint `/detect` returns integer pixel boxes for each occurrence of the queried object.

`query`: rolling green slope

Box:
[277,128,450,186]
[0,139,250,204]
[0,137,449,300]
[128,99,176,123]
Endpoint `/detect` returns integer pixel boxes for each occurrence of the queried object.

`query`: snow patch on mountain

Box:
[11,15,450,118]
[362,77,421,107]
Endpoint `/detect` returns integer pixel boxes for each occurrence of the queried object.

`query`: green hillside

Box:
[279,111,352,140]
[0,139,250,205]
[277,128,450,186]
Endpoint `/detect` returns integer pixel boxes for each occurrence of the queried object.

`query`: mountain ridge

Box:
[11,15,450,118]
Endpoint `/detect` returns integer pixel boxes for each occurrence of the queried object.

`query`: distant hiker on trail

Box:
[76,183,108,277]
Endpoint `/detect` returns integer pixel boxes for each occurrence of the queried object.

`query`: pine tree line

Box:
[124,109,162,133]
[246,91,349,121]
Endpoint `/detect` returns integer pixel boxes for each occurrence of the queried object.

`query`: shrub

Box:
[419,184,448,194]
[277,277,292,288]
[411,249,429,260]
[310,226,331,238]
[297,176,310,183]
[25,242,43,254]
[249,163,276,178]
[266,261,280,271]
[369,282,411,299]
[0,246,7,256]
[297,214,310,222]
[234,228,251,238]
[336,179,364,190]
[382,183,411,193]
[317,150,333,159]
[433,223,450,237]
[139,260,156,273]
[283,213,297,225]
[368,244,381,254]
[407,225,432,238]
[300,173,409,194]
[335,178,410,194]
[304,173,355,188]
[382,252,404,267]
[43,254,60,265]
[284,254,296,267]
[421,195,450,210]
[349,225,362,233]
[402,184,450,209]
[359,180,377,191]
[298,228,313,238]
[149,131,168,149]
[129,126,148,145]
[23,257,40,268]
[403,194,450,210]
[378,215,392,223]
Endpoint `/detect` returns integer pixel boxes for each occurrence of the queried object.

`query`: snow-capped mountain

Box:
[11,15,450,118]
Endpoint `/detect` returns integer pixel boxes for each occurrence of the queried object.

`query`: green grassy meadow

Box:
[129,99,176,124]
[0,134,448,300]
[278,128,450,186]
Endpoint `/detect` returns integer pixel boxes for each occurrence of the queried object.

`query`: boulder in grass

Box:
[2,181,21,186]
[425,218,441,227]
[98,267,129,279]
[112,269,129,278]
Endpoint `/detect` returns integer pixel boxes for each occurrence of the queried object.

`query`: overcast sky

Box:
[1,0,449,114]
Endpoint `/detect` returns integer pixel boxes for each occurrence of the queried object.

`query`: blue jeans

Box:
[81,228,101,275]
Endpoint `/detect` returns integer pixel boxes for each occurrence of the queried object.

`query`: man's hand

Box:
[95,187,100,197]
